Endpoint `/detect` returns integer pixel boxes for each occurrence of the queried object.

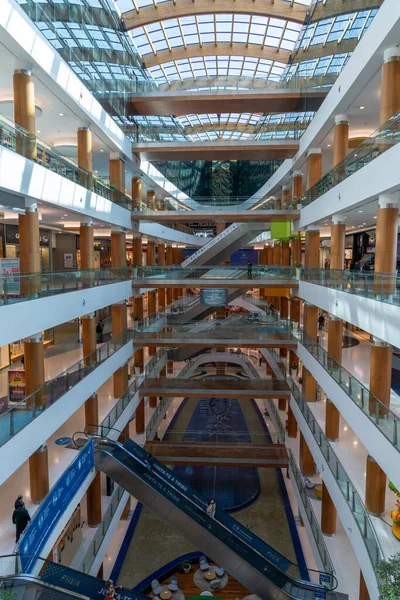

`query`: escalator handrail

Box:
[0,574,90,600]
[87,430,338,593]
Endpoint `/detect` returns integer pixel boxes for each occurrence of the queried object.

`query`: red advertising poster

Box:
[8,370,26,403]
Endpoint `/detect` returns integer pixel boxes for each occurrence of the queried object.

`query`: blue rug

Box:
[166,397,260,512]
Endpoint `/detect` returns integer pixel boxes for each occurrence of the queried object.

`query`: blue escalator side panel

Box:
[115,439,292,583]
[39,560,147,600]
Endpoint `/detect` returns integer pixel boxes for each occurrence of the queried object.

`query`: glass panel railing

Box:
[300,110,400,207]
[292,328,400,449]
[0,114,132,210]
[93,434,337,595]
[136,265,296,281]
[300,267,400,308]
[132,195,299,213]
[0,267,132,305]
[0,329,136,447]
[154,430,280,444]
[268,349,383,569]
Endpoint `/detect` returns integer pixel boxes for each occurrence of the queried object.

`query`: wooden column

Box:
[326,317,343,440]
[131,177,142,210]
[321,482,336,535]
[291,236,302,266]
[109,155,125,192]
[112,302,128,398]
[18,208,41,295]
[290,298,300,323]
[135,399,145,434]
[292,171,303,206]
[147,239,156,266]
[305,229,320,269]
[148,291,157,316]
[24,333,45,408]
[147,190,156,210]
[82,314,96,366]
[111,229,126,269]
[303,367,317,402]
[380,48,400,125]
[29,445,49,504]
[359,572,370,600]
[85,393,99,434]
[330,217,346,270]
[80,223,94,270]
[281,241,290,266]
[149,396,157,408]
[375,194,399,296]
[282,186,291,208]
[13,69,36,159]
[369,338,392,417]
[77,127,92,189]
[87,472,102,527]
[272,243,281,265]
[287,407,297,438]
[132,234,142,267]
[306,149,322,191]
[333,115,349,168]
[365,455,386,516]
[299,432,314,476]
[303,303,318,342]
[166,244,174,306]
[158,242,166,266]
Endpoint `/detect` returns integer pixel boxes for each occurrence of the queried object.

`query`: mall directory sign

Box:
[200,288,228,307]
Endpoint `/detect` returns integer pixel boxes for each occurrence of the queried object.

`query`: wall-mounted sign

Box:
[0,258,20,294]
[8,370,26,402]
[64,253,74,268]
[200,288,228,307]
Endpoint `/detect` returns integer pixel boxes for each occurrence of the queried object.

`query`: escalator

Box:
[0,558,147,600]
[84,433,342,600]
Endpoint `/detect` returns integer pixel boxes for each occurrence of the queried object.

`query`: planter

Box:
[291,369,297,379]
[181,563,191,574]
[134,367,140,376]
[133,267,138,278]
[296,267,302,279]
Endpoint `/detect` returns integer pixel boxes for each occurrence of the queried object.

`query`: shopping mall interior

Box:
[0,0,398,599]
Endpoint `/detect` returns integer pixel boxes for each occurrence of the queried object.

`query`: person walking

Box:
[318,313,325,330]
[14,495,24,509]
[247,261,253,279]
[96,321,103,343]
[12,502,30,543]
[206,498,216,518]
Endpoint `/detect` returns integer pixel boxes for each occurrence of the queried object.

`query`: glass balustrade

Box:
[0,267,132,306]
[136,265,296,281]
[268,349,383,569]
[132,195,299,213]
[300,110,400,207]
[153,429,280,444]
[300,267,400,308]
[0,114,132,210]
[292,327,400,449]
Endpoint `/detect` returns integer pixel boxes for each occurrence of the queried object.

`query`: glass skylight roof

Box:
[114,0,312,11]
[132,14,301,58]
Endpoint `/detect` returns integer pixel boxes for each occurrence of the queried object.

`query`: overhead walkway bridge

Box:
[74,431,341,600]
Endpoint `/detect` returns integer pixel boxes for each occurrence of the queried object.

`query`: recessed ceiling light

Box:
[59,113,65,117]
[95,170,99,173]
[63,213,68,216]
[37,130,41,133]
[359,106,365,110]
[327,144,331,147]
[373,216,377,219]
[363,223,366,225]
[354,154,358,157]
[100,149,104,152]
[358,210,363,213]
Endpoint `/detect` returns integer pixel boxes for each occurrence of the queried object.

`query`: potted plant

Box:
[375,553,400,600]
[290,362,298,378]
[132,263,138,278]
[180,561,191,574]
[132,315,139,330]
[134,362,141,376]
[294,262,302,279]
[292,316,299,330]
[298,377,303,385]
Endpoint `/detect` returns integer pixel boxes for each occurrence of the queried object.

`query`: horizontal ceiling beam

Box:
[122,0,307,29]
[143,42,291,68]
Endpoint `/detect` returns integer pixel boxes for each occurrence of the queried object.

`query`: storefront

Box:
[4,223,51,271]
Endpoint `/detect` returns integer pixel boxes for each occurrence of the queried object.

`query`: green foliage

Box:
[375,553,400,600]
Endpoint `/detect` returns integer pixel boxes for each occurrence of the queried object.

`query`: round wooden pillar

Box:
[132,234,143,267]
[305,230,320,269]
[24,334,45,409]
[303,303,318,342]
[29,445,49,504]
[158,288,166,309]
[369,338,392,417]
[148,291,157,315]
[85,393,99,434]
[147,239,156,266]
[380,48,400,125]
[109,155,125,192]
[292,171,303,205]
[278,398,287,411]
[77,127,92,188]
[290,298,300,323]
[282,186,290,208]
[149,396,157,408]
[147,190,156,210]
[333,115,349,168]
[299,432,314,476]
[272,243,281,265]
[291,237,302,265]
[359,571,370,600]
[135,399,145,434]
[325,399,340,441]
[13,69,36,159]
[321,482,337,535]
[281,241,290,266]
[132,177,142,210]
[87,472,102,527]
[365,455,386,516]
[303,368,317,402]
[158,243,166,266]
[330,218,346,270]
[111,230,126,269]
[287,407,297,438]
[374,195,399,296]
[82,314,96,366]
[19,208,41,295]
[306,149,322,191]
[80,223,94,270]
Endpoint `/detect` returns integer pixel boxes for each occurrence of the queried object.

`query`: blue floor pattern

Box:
[165,397,260,512]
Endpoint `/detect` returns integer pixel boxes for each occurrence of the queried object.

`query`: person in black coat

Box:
[12,503,30,543]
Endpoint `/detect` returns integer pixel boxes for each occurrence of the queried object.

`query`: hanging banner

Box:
[8,370,26,402]
[20,440,95,572]
[200,288,228,307]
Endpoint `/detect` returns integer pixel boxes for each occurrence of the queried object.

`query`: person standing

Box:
[318,314,325,330]
[247,261,252,279]
[12,502,30,543]
[96,321,103,343]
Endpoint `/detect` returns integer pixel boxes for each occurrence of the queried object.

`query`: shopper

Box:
[247,261,252,278]
[318,314,325,330]
[12,502,30,543]
[96,321,103,343]
[14,495,24,509]
[206,498,216,518]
